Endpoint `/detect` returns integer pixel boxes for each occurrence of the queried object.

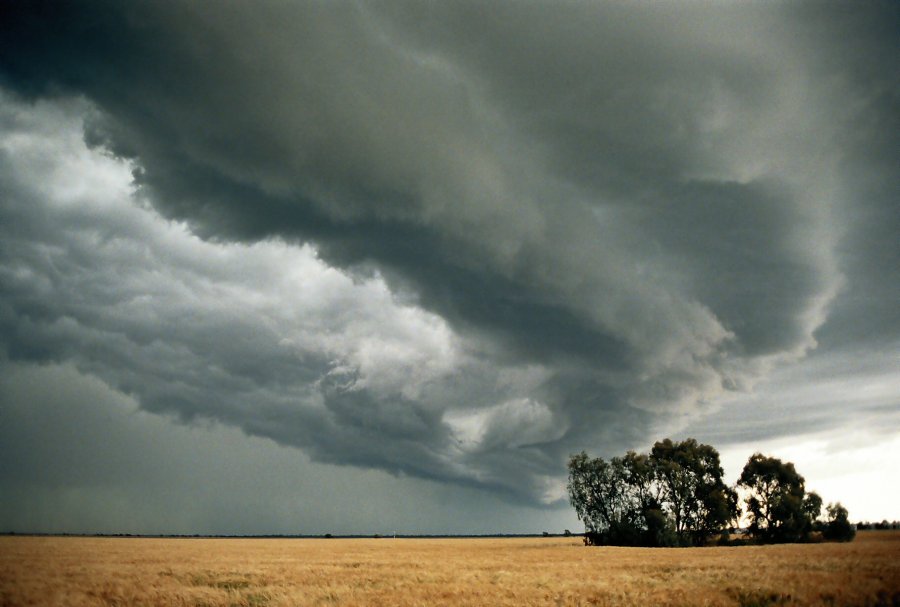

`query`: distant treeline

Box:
[568,438,856,547]
[855,521,900,531]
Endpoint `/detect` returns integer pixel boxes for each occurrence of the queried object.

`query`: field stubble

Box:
[1,531,898,606]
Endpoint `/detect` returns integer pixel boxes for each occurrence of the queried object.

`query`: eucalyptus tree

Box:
[568,438,737,546]
[650,438,737,545]
[823,502,855,542]
[738,453,821,543]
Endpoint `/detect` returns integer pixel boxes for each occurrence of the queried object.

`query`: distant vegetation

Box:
[568,438,856,546]
[857,520,900,530]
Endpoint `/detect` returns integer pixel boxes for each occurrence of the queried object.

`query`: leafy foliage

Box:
[567,438,736,546]
[822,502,856,542]
[738,454,820,543]
[570,440,854,547]
[650,438,738,546]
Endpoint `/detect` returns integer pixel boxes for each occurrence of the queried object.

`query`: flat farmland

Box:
[1,532,899,607]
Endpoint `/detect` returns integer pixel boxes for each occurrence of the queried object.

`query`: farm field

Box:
[1,531,899,607]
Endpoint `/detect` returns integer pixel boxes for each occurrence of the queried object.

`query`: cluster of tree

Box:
[568,438,855,547]
[567,439,737,547]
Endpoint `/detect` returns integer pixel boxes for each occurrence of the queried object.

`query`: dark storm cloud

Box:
[0,95,586,502]
[0,1,897,505]
[0,361,576,535]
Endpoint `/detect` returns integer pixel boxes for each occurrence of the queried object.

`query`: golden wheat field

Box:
[1,531,898,607]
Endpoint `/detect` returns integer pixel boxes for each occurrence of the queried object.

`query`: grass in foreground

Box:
[1,531,898,606]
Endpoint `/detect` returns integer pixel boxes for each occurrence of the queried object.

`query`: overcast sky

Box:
[0,1,897,534]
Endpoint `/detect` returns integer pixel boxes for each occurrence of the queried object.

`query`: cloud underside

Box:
[0,1,897,504]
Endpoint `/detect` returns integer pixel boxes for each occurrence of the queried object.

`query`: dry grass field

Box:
[1,531,898,607]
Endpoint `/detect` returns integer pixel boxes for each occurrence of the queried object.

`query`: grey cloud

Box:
[0,360,576,534]
[680,346,900,448]
[0,0,897,509]
[0,96,588,502]
[0,3,826,355]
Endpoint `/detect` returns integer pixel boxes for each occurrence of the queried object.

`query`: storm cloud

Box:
[0,0,897,514]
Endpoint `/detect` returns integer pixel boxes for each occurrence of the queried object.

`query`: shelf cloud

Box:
[0,1,897,512]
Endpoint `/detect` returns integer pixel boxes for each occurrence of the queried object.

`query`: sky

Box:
[0,1,897,535]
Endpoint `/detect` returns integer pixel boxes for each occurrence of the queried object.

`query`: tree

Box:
[650,439,738,546]
[822,502,855,542]
[567,439,737,547]
[621,449,677,547]
[567,452,623,545]
[567,451,668,546]
[738,453,818,543]
[802,491,823,525]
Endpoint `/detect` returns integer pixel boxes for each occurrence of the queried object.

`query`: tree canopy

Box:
[567,438,736,546]
[569,439,852,547]
[737,453,821,543]
[822,502,856,542]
